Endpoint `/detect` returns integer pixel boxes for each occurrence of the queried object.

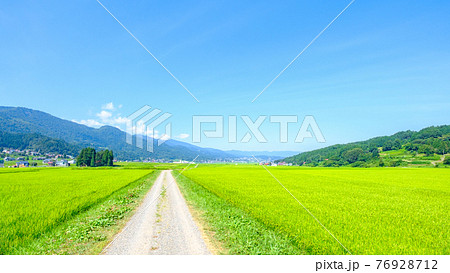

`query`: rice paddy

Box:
[0,167,152,254]
[182,165,450,254]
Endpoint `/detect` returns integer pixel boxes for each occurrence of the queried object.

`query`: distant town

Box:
[0,148,78,168]
[0,148,290,168]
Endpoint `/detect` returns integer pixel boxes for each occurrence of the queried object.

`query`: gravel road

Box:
[103,170,210,255]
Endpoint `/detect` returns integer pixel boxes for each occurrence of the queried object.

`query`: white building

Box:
[56,160,69,167]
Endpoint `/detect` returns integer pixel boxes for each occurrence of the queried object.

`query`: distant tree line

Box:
[76,148,114,167]
[279,125,450,167]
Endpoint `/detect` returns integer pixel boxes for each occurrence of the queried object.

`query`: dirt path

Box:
[431,155,446,166]
[103,170,210,255]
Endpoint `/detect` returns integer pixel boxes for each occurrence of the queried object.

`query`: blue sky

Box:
[1,0,449,152]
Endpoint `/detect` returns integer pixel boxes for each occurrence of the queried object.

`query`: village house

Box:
[16,161,29,168]
[56,160,69,167]
[43,159,56,166]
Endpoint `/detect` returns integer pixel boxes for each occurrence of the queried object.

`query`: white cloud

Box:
[177,133,190,139]
[113,116,129,125]
[133,124,146,135]
[160,134,171,141]
[75,103,131,130]
[72,119,105,128]
[147,129,160,138]
[76,104,170,137]
[102,102,115,111]
[131,123,161,136]
[96,110,112,121]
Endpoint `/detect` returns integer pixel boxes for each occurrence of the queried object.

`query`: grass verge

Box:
[175,172,303,255]
[11,171,160,254]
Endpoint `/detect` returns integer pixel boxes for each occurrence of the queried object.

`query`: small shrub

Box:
[443,156,450,165]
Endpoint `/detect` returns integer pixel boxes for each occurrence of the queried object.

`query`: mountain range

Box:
[0,106,295,161]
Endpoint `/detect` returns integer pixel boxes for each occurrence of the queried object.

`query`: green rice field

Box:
[1,164,448,255]
[182,165,450,255]
[0,168,152,254]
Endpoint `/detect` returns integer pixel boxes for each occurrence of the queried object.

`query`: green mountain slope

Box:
[0,131,81,155]
[279,125,450,167]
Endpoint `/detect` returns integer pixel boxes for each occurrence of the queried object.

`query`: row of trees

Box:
[404,137,450,155]
[76,148,114,167]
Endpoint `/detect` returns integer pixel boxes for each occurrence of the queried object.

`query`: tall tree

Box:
[76,148,114,167]
[90,148,96,167]
[108,150,114,166]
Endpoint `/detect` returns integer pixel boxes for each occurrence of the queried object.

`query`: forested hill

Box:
[0,131,81,155]
[279,125,450,167]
